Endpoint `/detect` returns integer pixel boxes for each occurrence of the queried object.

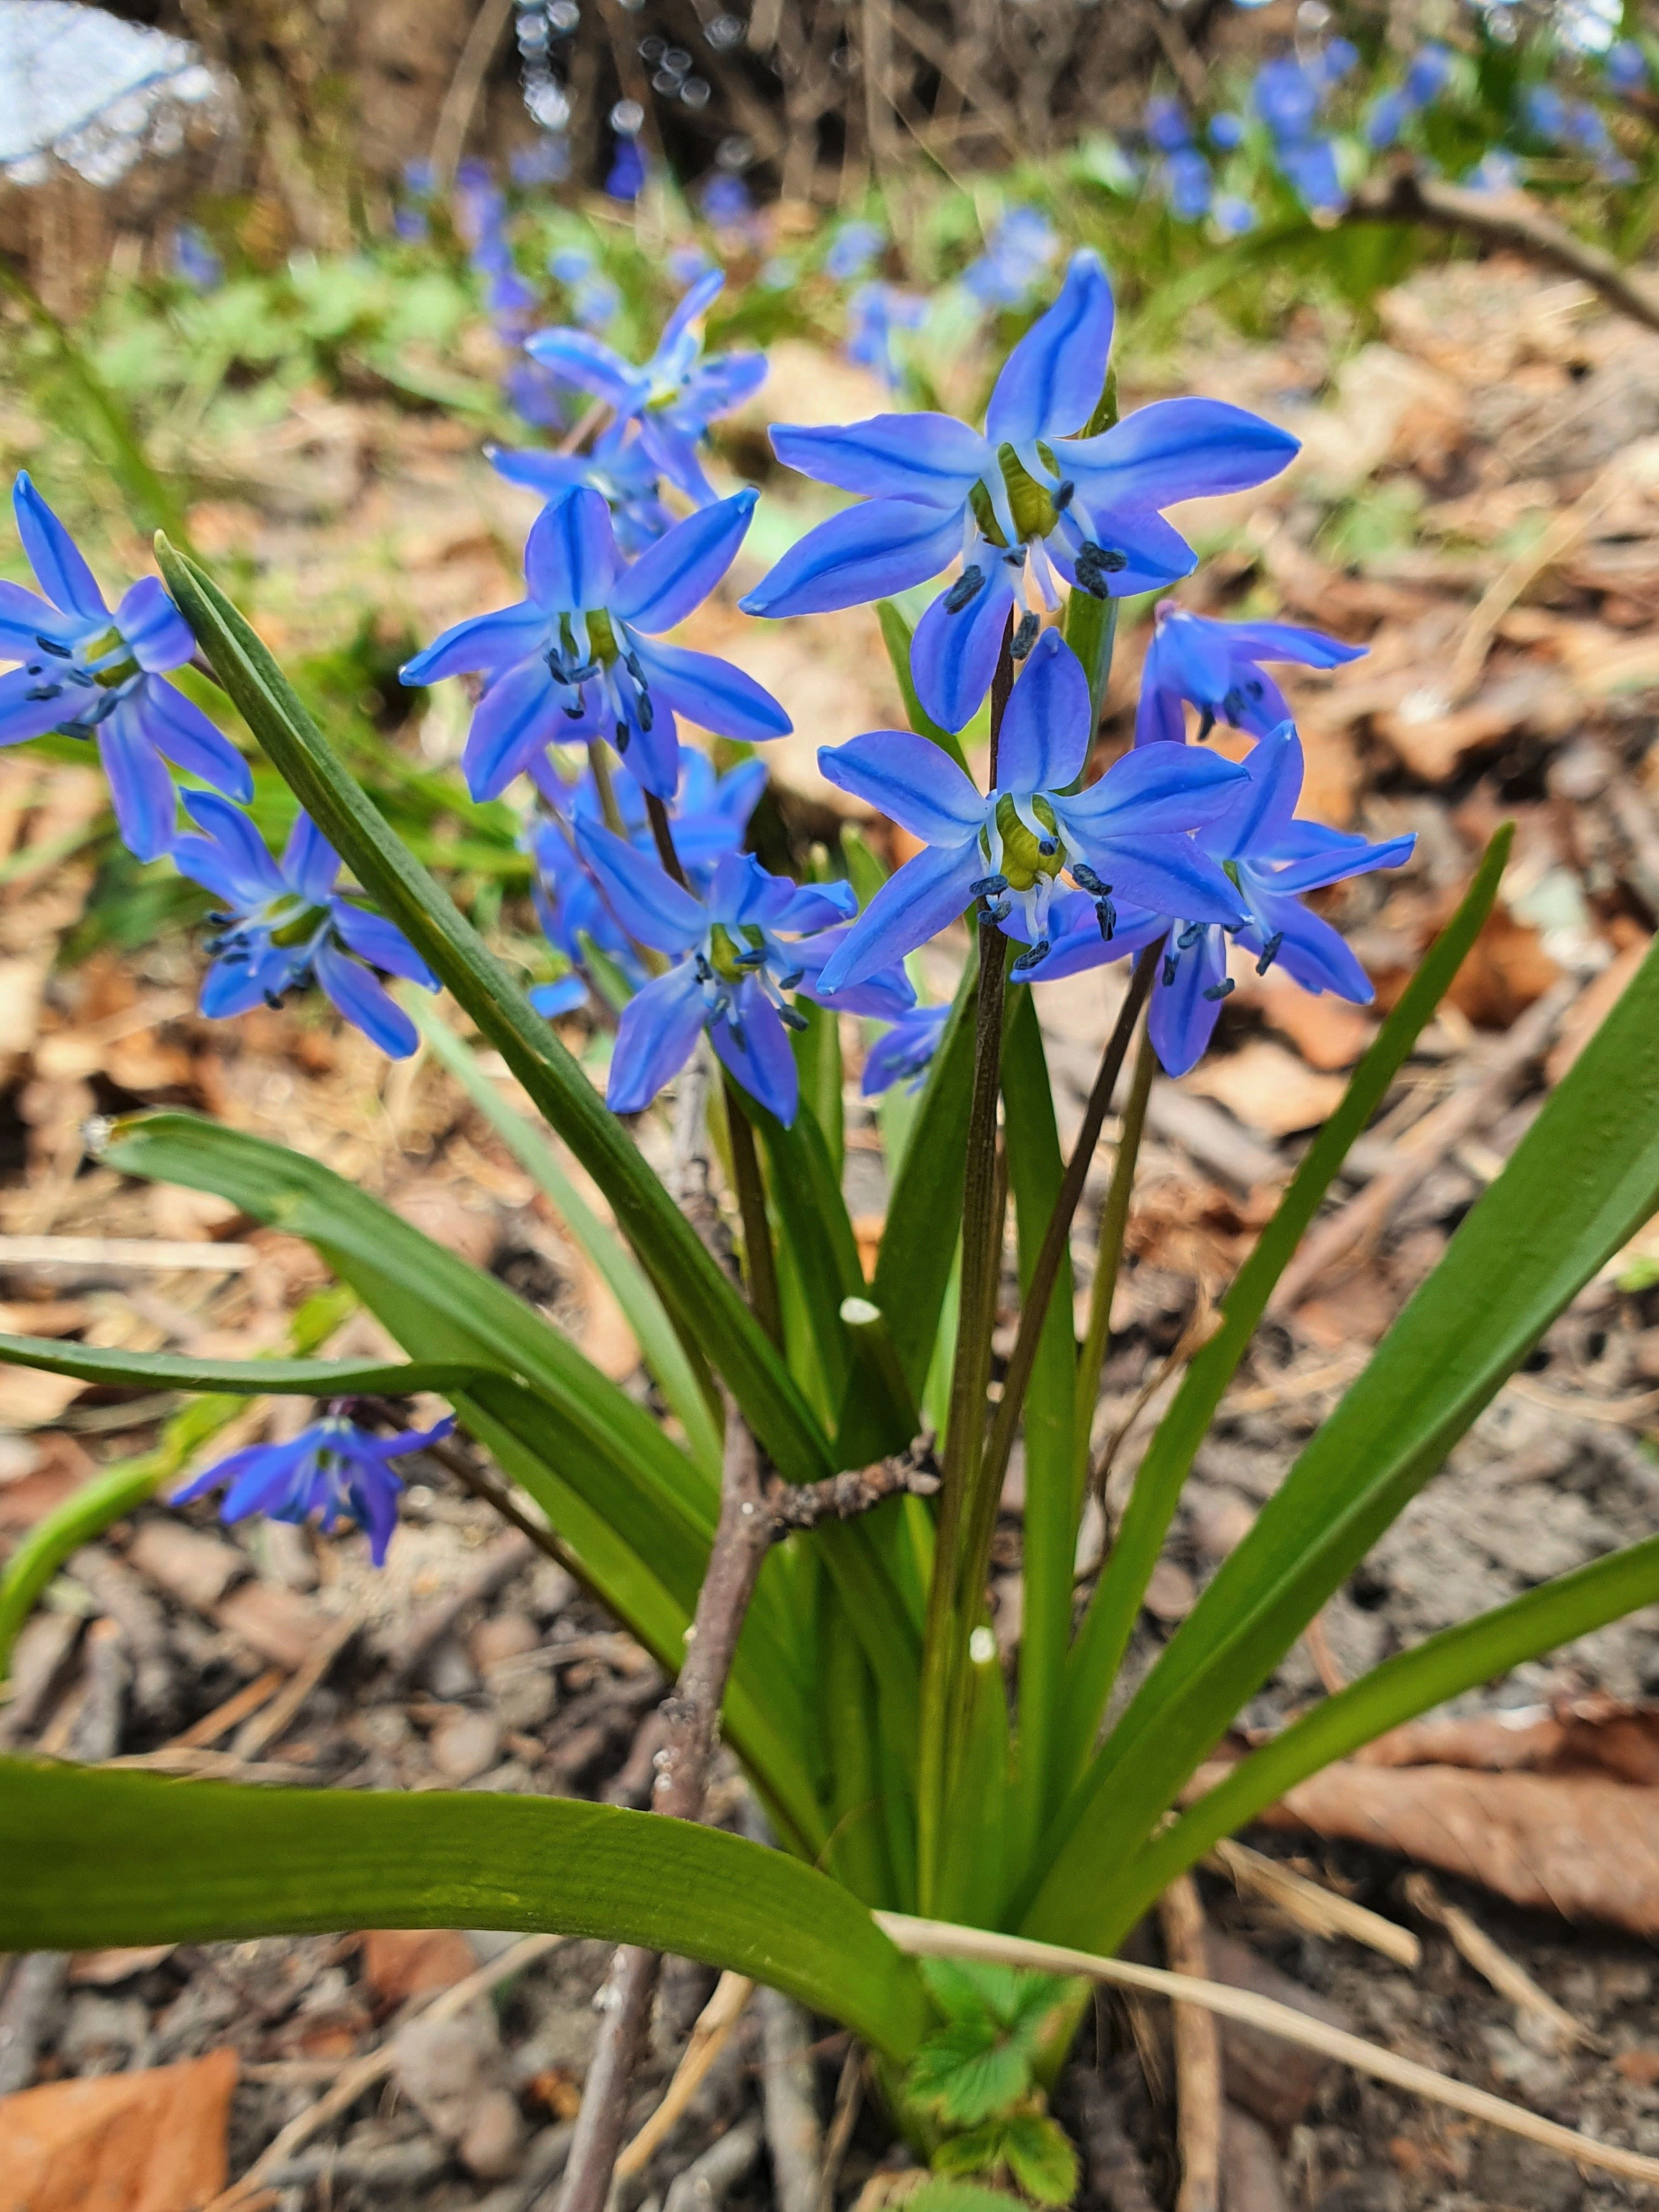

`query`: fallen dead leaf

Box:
[1358,1695,1659,1784]
[67,1948,177,1987]
[0,2046,237,2212]
[0,1365,86,1428]
[1545,939,1650,1084]
[0,1433,95,1532]
[1254,1761,1659,1936]
[361,1928,476,2004]
[1183,1041,1348,1137]
[574,1254,640,1384]
[1447,904,1563,1029]
[0,956,47,1069]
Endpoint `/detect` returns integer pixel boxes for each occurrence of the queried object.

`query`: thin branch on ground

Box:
[1158,1876,1223,2212]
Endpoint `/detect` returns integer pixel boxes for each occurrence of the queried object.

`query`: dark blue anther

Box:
[1011,612,1040,660]
[33,634,70,658]
[779,1005,809,1032]
[1162,953,1178,987]
[1070,862,1105,894]
[1011,940,1050,974]
[1094,897,1117,940]
[1202,977,1236,1002]
[969,873,1009,900]
[943,565,986,614]
[1195,709,1217,743]
[1053,480,1075,513]
[24,683,61,702]
[1255,930,1284,976]
[776,965,804,989]
[1177,921,1206,949]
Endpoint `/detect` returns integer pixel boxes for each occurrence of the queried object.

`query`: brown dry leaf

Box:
[1292,1273,1399,1350]
[1125,1180,1260,1300]
[1243,975,1375,1071]
[1359,1695,1659,1784]
[1447,904,1563,1028]
[360,1928,476,2004]
[1375,666,1580,783]
[0,2045,237,2212]
[1546,939,1651,1083]
[1256,1761,1659,1935]
[0,1433,95,1532]
[574,1254,639,1383]
[67,1948,176,1988]
[1183,1041,1347,1138]
[0,956,47,1067]
[0,1365,85,1428]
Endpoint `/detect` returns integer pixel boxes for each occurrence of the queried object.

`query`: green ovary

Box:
[706,923,764,983]
[992,793,1063,892]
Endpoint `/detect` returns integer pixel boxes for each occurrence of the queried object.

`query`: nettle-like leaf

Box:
[905,2183,1022,2212]
[907,1961,1072,2124]
[1000,2113,1079,2205]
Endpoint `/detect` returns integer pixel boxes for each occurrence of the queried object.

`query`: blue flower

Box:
[1035,723,1414,1074]
[173,1411,456,1566]
[1165,147,1214,221]
[488,423,675,556]
[525,269,766,507]
[1320,37,1360,82]
[1145,95,1193,153]
[1466,146,1523,193]
[1253,56,1323,140]
[702,173,752,228]
[1403,43,1452,107]
[0,474,252,861]
[503,359,568,432]
[1607,39,1650,92]
[574,834,911,1121]
[1277,135,1345,215]
[1135,600,1366,745]
[1524,84,1568,140]
[172,793,439,1058]
[402,486,790,801]
[549,244,596,284]
[1366,88,1412,149]
[1209,111,1247,150]
[845,281,926,391]
[742,252,1298,733]
[815,630,1249,988]
[1213,194,1259,237]
[173,225,221,290]
[962,207,1059,308]
[668,244,716,285]
[827,221,885,281]
[862,1002,949,1097]
[606,137,646,201]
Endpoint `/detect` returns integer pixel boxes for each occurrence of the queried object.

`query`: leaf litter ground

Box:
[6,249,1659,2208]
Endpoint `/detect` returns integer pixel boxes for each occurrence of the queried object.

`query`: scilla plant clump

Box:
[5,247,1659,2206]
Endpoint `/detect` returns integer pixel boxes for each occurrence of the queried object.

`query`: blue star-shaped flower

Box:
[174,1411,455,1566]
[173,793,439,1059]
[575,834,912,1123]
[862,1002,949,1098]
[1135,600,1366,745]
[0,474,251,861]
[814,629,1248,989]
[401,485,790,801]
[741,252,1298,733]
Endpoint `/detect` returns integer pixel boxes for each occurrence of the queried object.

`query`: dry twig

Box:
[1157,1877,1222,2212]
[615,1970,756,2179]
[1207,1838,1420,1968]
[1405,1872,1593,2048]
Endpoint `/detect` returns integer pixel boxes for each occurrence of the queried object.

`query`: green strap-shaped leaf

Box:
[1054,829,1511,1788]
[153,538,832,1486]
[1025,926,1659,1947]
[754,1101,863,1421]
[0,1337,483,1398]
[1100,1534,1659,1948]
[0,1759,930,2062]
[876,601,970,772]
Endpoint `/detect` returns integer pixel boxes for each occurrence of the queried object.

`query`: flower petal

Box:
[131,679,253,800]
[1243,891,1374,1000]
[713,990,797,1124]
[609,958,708,1113]
[281,812,340,901]
[1056,740,1245,836]
[682,352,768,417]
[522,326,643,412]
[616,695,682,798]
[574,817,706,953]
[486,445,590,497]
[768,415,988,506]
[1051,506,1197,596]
[115,578,192,672]
[657,265,726,354]
[13,474,107,618]
[629,635,791,744]
[461,656,565,800]
[1066,831,1247,924]
[816,840,981,991]
[97,707,178,862]
[0,666,86,747]
[400,601,543,686]
[1205,723,1302,859]
[1054,396,1299,510]
[797,932,917,1018]
[993,628,1090,793]
[1258,829,1416,896]
[739,499,963,619]
[817,727,985,843]
[1024,895,1165,983]
[1133,681,1190,747]
[910,561,1018,734]
[611,489,756,631]
[0,579,63,660]
[198,952,281,1018]
[531,973,590,1016]
[985,249,1116,445]
[331,903,438,986]
[179,790,285,900]
[525,487,618,611]
[634,416,718,507]
[1219,618,1366,670]
[313,940,419,1057]
[1148,926,1229,1075]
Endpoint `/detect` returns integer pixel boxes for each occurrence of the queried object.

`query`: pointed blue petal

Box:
[776,880,857,931]
[313,940,419,1057]
[0,666,84,747]
[1218,618,1366,670]
[132,680,252,800]
[1206,724,1302,859]
[795,930,917,1018]
[525,487,618,611]
[400,601,543,686]
[993,628,1090,793]
[115,578,192,672]
[531,973,591,1016]
[1244,891,1373,1000]
[1133,682,1190,747]
[609,959,708,1114]
[461,657,565,800]
[0,579,63,659]
[615,695,682,798]
[769,415,988,506]
[1258,830,1415,895]
[486,446,590,497]
[1064,832,1246,924]
[97,710,177,861]
[522,327,643,412]
[635,416,718,506]
[713,990,797,1124]
[817,728,985,844]
[331,903,438,985]
[13,474,107,618]
[611,489,756,631]
[657,265,726,354]
[1143,610,1235,711]
[985,249,1116,445]
[816,841,981,991]
[629,635,791,744]
[680,352,768,419]
[740,499,963,619]
[574,817,706,953]
[1055,740,1245,837]
[1148,926,1228,1076]
[1054,396,1299,510]
[710,850,792,930]
[910,561,1018,734]
[281,812,340,901]
[180,789,284,900]
[198,953,278,1018]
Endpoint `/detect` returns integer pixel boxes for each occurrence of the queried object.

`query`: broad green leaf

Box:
[877,600,970,771]
[754,1100,863,1420]
[873,961,978,1399]
[793,999,845,1180]
[1055,828,1512,1789]
[1026,928,1659,1949]
[997,993,1076,1857]
[406,994,721,1479]
[153,539,832,1486]
[1001,2113,1080,2204]
[907,2185,1021,2212]
[0,1759,930,2061]
[1102,1532,1659,1949]
[835,1297,923,1471]
[0,1337,483,1398]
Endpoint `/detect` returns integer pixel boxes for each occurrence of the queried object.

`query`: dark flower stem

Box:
[723,1078,786,1350]
[915,612,1015,1911]
[977,939,1162,1515]
[1072,1024,1157,1492]
[644,790,690,885]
